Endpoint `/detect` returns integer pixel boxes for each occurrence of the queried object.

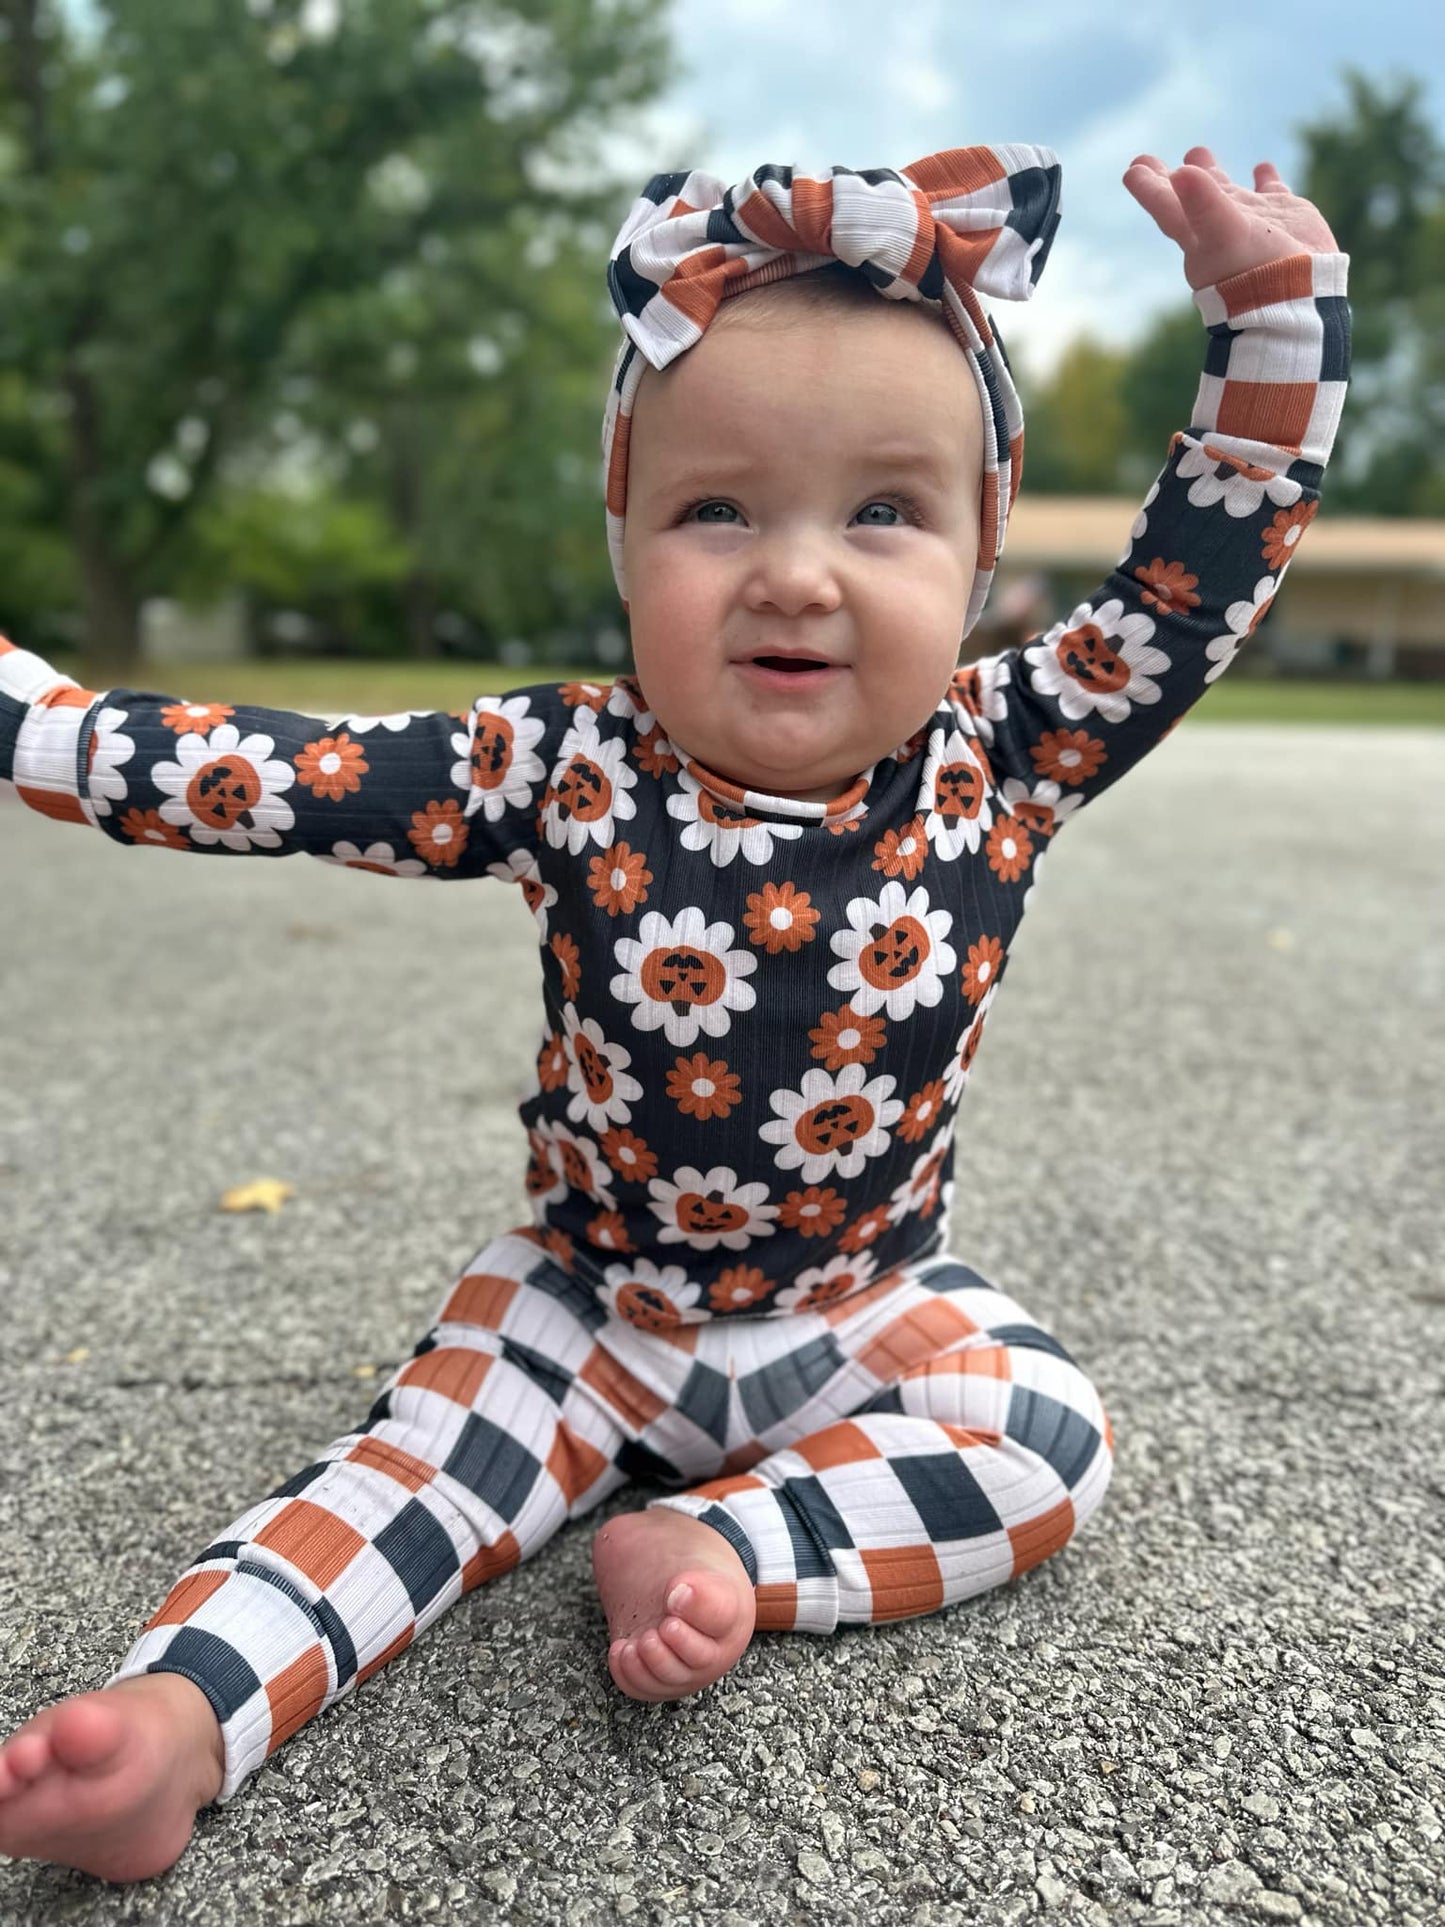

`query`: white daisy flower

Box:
[524,1127,568,1210]
[484,847,558,936]
[1204,575,1279,684]
[87,707,135,816]
[534,1117,616,1209]
[319,839,427,878]
[1175,437,1304,519]
[887,1129,953,1225]
[611,907,756,1047]
[759,1063,903,1184]
[648,1165,777,1252]
[1023,600,1171,725]
[772,1251,878,1315]
[1118,476,1162,564]
[150,723,296,851]
[541,707,637,854]
[943,986,997,1105]
[599,1258,708,1329]
[996,777,1085,838]
[452,694,548,820]
[920,725,996,860]
[828,879,957,1021]
[337,710,436,732]
[665,774,804,868]
[561,1003,643,1133]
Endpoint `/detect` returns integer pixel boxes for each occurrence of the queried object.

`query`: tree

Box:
[0,0,671,674]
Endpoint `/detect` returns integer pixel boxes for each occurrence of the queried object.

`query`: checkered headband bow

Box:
[601,144,1062,639]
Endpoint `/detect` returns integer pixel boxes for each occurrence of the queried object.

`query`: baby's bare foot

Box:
[0,1674,225,1882]
[591,1507,756,1703]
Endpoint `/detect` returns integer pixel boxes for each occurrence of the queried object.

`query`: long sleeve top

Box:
[0,252,1351,1327]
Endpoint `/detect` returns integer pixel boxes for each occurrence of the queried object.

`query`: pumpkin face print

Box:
[553,754,613,823]
[524,1135,559,1199]
[615,1281,681,1332]
[675,1189,751,1241]
[1057,622,1130,695]
[932,760,987,822]
[471,713,515,790]
[186,755,263,831]
[558,1138,593,1193]
[573,1034,615,1106]
[639,944,726,1012]
[697,792,758,832]
[858,916,930,993]
[797,1094,875,1157]
[1011,800,1054,838]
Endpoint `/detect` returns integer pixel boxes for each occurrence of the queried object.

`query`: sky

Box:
[611,0,1444,382]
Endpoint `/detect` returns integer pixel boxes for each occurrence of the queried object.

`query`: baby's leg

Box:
[0,1231,627,1882]
[640,1257,1113,1648]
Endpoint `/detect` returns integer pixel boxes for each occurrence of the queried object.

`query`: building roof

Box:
[1006,498,1445,577]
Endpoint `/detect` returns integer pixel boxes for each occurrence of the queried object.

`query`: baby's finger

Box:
[1182,145,1234,187]
[1122,160,1192,246]
[1254,160,1291,193]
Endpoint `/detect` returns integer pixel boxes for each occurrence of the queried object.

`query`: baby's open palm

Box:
[1124,145,1340,289]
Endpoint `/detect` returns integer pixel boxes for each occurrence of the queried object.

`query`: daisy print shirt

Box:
[0,253,1350,1327]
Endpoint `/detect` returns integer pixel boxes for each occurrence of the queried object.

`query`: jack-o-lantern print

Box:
[484,847,558,935]
[561,1005,642,1133]
[523,1127,566,1207]
[151,722,295,850]
[1024,599,1168,723]
[829,880,956,1021]
[600,1260,704,1330]
[773,1251,878,1315]
[760,1064,904,1184]
[920,726,995,860]
[612,908,756,1047]
[541,710,636,852]
[649,1166,776,1252]
[944,986,996,1104]
[536,1118,617,1209]
[667,778,804,867]
[887,1130,952,1225]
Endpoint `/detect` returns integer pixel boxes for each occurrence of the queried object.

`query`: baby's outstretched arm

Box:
[0,638,583,882]
[950,149,1350,824]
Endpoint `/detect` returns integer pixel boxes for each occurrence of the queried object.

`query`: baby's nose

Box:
[743,533,845,618]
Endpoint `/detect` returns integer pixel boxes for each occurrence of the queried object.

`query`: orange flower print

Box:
[949,665,982,715]
[1133,557,1201,618]
[666,1053,742,1121]
[838,1203,892,1253]
[408,799,468,867]
[709,1264,772,1313]
[898,1079,947,1145]
[558,680,610,711]
[537,1029,568,1092]
[743,881,819,953]
[588,840,652,917]
[1261,499,1317,570]
[550,931,581,998]
[825,815,863,836]
[635,724,680,778]
[542,1227,575,1272]
[777,1186,847,1238]
[295,732,369,802]
[872,816,927,880]
[961,936,1004,1005]
[1032,728,1105,787]
[986,814,1033,882]
[809,1004,886,1070]
[586,1209,635,1255]
[160,700,233,736]
[118,807,188,851]
[600,1127,658,1185]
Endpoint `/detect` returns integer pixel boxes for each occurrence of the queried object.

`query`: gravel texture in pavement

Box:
[1,722,1442,1926]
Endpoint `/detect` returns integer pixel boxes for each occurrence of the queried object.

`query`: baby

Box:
[0,142,1349,1882]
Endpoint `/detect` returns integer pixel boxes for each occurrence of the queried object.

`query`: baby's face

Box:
[621,302,983,803]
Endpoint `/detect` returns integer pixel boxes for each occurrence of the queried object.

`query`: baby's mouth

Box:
[747,655,832,675]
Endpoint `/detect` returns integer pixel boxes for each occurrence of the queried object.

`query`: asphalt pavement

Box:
[1,721,1442,1926]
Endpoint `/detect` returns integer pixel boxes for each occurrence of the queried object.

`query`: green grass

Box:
[90,658,1445,726]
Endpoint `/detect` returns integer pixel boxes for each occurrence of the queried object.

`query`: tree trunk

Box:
[65,357,144,682]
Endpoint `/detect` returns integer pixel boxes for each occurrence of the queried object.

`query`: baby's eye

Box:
[854,502,902,527]
[687,500,741,524]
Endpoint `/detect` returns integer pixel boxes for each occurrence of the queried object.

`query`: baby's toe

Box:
[633,1628,694,1687]
[669,1572,745,1640]
[0,1727,53,1789]
[657,1612,719,1669]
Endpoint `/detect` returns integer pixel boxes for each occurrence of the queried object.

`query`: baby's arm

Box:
[0,637,574,880]
[950,152,1351,818]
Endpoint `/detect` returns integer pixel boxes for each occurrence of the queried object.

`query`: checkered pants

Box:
[106,1230,1114,1803]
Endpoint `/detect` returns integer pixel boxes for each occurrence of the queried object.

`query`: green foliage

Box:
[0,0,671,665]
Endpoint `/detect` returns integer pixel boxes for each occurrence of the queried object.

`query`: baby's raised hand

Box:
[1123,146,1340,290]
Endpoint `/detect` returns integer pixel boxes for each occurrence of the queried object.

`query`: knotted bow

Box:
[600,144,1063,641]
